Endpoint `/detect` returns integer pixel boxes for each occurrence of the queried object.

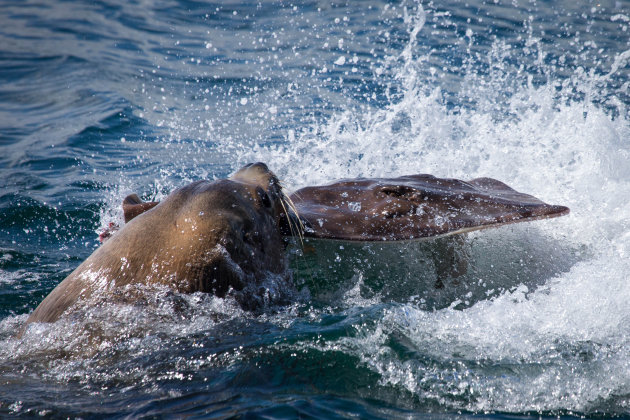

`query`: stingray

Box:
[288,174,569,241]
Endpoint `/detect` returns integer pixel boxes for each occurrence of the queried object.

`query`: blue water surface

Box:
[1,0,629,418]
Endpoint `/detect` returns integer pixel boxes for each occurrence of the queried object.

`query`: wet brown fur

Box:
[25,163,291,326]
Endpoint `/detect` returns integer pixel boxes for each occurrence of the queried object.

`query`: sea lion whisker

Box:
[279,193,304,247]
[277,191,315,289]
[285,194,305,241]
[270,179,301,238]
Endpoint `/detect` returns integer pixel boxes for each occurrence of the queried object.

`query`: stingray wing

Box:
[289,174,569,241]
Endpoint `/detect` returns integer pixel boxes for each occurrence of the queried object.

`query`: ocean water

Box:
[1,0,629,418]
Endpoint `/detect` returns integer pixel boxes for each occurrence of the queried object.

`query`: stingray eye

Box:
[256,186,272,208]
[381,185,416,198]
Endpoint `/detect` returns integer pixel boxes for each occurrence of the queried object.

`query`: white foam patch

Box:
[1,284,249,384]
[358,252,630,412]
[0,269,42,285]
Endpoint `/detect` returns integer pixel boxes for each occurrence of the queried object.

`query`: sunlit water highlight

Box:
[0,0,628,417]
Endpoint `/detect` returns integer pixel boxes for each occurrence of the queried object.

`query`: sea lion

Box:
[23,163,569,329]
[24,163,295,327]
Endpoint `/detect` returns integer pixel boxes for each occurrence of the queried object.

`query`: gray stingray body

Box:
[290,175,569,241]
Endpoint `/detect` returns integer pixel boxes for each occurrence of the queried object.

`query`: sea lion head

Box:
[22,163,299,328]
[162,162,297,307]
[128,162,300,306]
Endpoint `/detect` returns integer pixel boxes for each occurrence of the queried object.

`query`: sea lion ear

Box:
[122,194,159,223]
[288,174,569,241]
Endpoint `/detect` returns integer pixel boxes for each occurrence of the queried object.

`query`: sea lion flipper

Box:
[122,194,159,223]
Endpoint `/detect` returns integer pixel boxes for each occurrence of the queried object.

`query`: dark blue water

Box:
[1,0,629,417]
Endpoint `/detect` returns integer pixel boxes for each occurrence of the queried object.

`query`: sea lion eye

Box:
[256,186,272,208]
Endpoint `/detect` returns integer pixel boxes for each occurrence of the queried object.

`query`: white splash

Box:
[239,3,630,413]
